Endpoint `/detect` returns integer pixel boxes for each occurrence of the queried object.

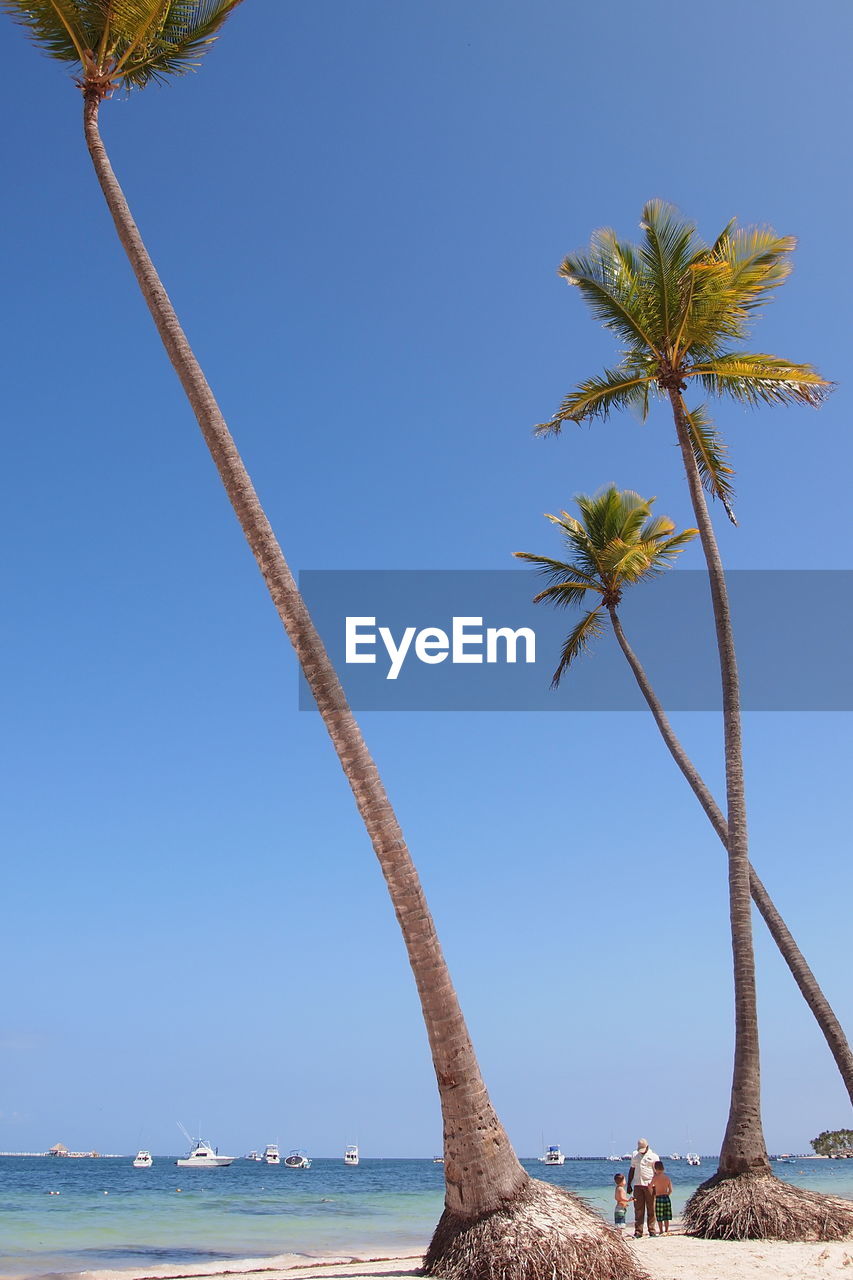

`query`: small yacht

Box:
[669,1152,682,1161]
[541,1145,565,1165]
[606,1153,622,1162]
[132,1150,152,1168]
[283,1149,311,1169]
[245,1151,262,1162]
[686,1152,701,1166]
[176,1139,234,1168]
[263,1144,280,1165]
[344,1144,359,1165]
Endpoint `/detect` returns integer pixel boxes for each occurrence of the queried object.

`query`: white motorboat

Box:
[669,1152,682,1161]
[344,1144,359,1165]
[686,1152,701,1166]
[263,1144,280,1165]
[541,1145,565,1165]
[284,1149,311,1168]
[245,1150,262,1161]
[176,1139,234,1168]
[132,1150,152,1168]
[606,1153,622,1162]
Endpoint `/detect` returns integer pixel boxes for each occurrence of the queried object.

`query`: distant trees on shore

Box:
[811,1131,853,1157]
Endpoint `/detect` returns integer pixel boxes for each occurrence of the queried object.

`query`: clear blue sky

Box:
[0,0,850,1159]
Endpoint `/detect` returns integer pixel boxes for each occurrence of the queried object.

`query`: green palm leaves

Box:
[515,485,696,686]
[1,0,243,92]
[537,200,832,522]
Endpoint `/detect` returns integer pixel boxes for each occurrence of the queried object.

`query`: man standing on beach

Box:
[626,1137,659,1237]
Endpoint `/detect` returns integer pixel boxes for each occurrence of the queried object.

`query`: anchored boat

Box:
[284,1149,311,1169]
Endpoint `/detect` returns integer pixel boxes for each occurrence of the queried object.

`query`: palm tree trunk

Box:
[81,91,527,1219]
[667,388,770,1180]
[606,605,853,1106]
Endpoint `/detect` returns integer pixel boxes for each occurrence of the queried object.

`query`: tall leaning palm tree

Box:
[517,486,853,1112]
[537,204,853,1240]
[2,6,645,1277]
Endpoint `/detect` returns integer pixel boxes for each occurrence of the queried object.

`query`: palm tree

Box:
[517,486,853,1110]
[2,6,645,1276]
[536,204,853,1240]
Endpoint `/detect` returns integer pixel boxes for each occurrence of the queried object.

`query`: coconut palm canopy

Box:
[537,200,832,523]
[515,485,697,686]
[0,0,243,94]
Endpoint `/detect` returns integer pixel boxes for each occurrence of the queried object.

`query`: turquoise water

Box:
[1,1155,852,1279]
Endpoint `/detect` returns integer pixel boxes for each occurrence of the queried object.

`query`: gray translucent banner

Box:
[297,570,853,711]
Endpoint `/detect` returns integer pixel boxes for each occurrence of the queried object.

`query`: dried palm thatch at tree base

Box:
[684,1170,853,1241]
[423,1178,648,1280]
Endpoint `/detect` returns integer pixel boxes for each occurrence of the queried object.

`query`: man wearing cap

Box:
[626,1138,659,1237]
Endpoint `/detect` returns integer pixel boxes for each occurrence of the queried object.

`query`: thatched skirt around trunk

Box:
[684,1170,853,1240]
[423,1177,648,1280]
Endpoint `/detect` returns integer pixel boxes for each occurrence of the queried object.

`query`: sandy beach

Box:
[78,1233,853,1280]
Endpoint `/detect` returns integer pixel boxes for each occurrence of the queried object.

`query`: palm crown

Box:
[1,0,243,94]
[515,485,696,686]
[536,200,832,522]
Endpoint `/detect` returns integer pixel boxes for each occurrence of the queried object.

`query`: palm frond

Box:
[678,226,797,357]
[639,199,704,347]
[513,552,601,605]
[709,217,737,255]
[535,365,659,433]
[0,0,96,64]
[550,606,607,688]
[612,488,655,543]
[689,353,833,408]
[118,0,244,87]
[674,259,751,356]
[637,513,675,542]
[715,225,796,309]
[655,527,698,558]
[559,237,662,356]
[681,402,738,523]
[540,512,601,576]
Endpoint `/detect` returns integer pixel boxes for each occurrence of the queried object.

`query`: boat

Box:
[245,1150,262,1161]
[132,1150,152,1168]
[175,1139,234,1168]
[669,1152,682,1161]
[283,1149,311,1168]
[344,1144,359,1165]
[263,1144,280,1165]
[541,1145,565,1165]
[686,1152,701,1166]
[433,1156,444,1163]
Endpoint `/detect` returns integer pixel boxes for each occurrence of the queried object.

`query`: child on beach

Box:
[613,1173,632,1231]
[650,1160,673,1234]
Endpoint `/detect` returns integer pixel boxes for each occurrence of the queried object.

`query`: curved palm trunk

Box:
[606,605,853,1105]
[81,91,526,1219]
[667,389,769,1180]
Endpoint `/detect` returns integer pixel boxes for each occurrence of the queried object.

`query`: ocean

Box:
[1,1155,852,1279]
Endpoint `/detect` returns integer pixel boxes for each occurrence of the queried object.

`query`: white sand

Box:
[80,1234,853,1280]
